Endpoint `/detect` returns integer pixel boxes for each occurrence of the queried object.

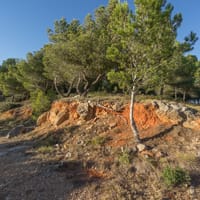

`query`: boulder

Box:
[37,111,49,126]
[77,102,95,120]
[112,102,123,112]
[7,125,25,138]
[48,109,59,125]
[155,101,184,124]
[54,111,69,126]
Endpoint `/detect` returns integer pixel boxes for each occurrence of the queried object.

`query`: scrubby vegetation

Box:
[0,1,200,199]
[162,166,191,187]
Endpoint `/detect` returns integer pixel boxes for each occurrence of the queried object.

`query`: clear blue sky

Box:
[0,0,200,64]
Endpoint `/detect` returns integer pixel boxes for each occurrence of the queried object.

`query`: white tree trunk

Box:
[130,85,141,143]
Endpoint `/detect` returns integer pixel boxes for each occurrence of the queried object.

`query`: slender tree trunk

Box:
[11,95,15,102]
[65,78,76,97]
[159,85,164,96]
[174,87,177,100]
[54,76,64,97]
[130,85,141,143]
[76,74,81,95]
[81,73,103,97]
[183,90,186,102]
[54,76,74,97]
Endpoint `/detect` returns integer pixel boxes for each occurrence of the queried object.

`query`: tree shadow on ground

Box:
[0,137,100,200]
[141,125,175,143]
[190,157,200,187]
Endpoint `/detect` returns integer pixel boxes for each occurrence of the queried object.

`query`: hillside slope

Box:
[0,99,200,200]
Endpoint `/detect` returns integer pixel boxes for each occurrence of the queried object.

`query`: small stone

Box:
[65,152,72,158]
[136,144,146,152]
[188,186,195,195]
[155,151,163,158]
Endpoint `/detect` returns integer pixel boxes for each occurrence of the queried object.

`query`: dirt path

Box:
[0,137,74,200]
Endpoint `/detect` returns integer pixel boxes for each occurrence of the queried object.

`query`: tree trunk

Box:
[11,95,15,102]
[130,85,141,143]
[81,73,103,97]
[54,76,74,97]
[76,74,81,95]
[174,87,177,100]
[183,90,186,102]
[54,76,64,97]
[159,85,164,96]
[65,79,75,97]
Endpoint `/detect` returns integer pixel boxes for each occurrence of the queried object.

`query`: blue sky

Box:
[0,0,199,64]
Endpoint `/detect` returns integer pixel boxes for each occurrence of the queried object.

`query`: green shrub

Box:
[37,146,54,154]
[162,166,190,187]
[118,150,130,165]
[91,136,107,146]
[30,89,56,119]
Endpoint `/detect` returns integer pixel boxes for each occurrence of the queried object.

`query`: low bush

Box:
[162,166,190,187]
[30,89,56,119]
[37,146,54,154]
[118,150,130,165]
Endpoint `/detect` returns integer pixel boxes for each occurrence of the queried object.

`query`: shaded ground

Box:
[0,136,102,200]
[0,100,200,200]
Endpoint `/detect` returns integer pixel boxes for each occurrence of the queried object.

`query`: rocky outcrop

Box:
[54,111,69,126]
[153,101,200,129]
[36,101,79,127]
[77,102,95,120]
[37,112,49,126]
[36,99,200,137]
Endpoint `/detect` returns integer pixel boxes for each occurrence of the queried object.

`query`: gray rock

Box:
[156,101,170,112]
[77,102,95,120]
[170,104,181,111]
[112,102,123,112]
[6,125,25,138]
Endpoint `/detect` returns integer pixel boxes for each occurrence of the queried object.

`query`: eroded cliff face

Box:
[35,99,200,144]
[1,99,199,143]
